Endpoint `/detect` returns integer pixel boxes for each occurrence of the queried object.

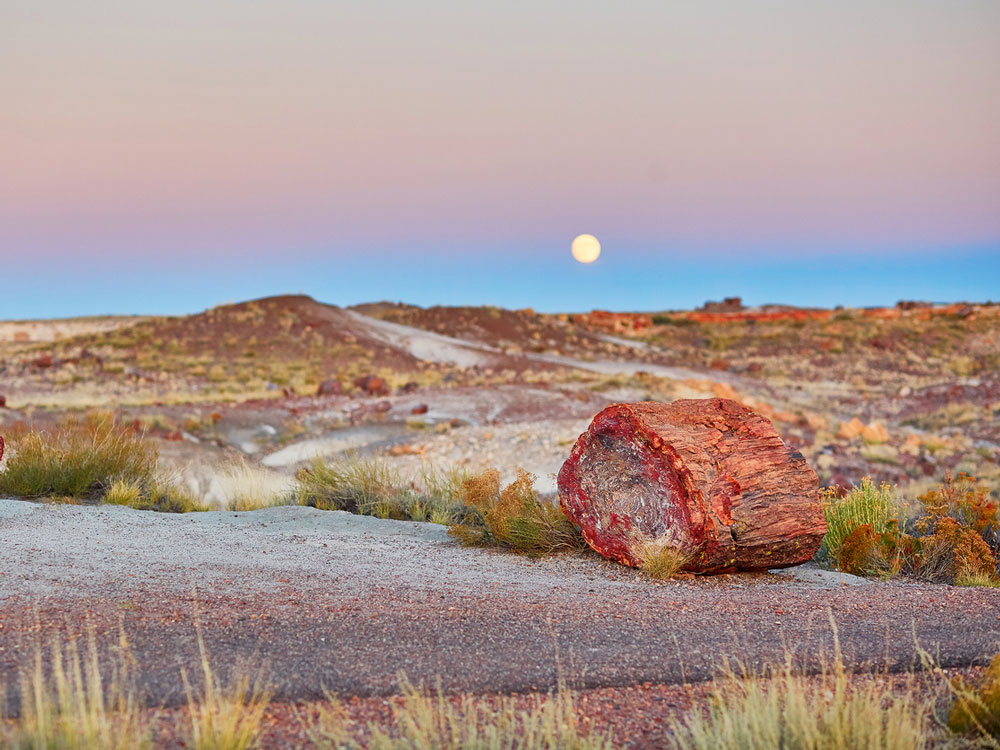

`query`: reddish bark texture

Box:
[557,399,826,573]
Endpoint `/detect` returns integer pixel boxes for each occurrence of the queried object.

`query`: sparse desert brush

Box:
[305,674,613,750]
[219,458,296,511]
[297,455,400,514]
[917,472,999,555]
[103,478,144,507]
[182,626,271,750]
[3,627,151,750]
[669,654,929,750]
[629,531,692,580]
[296,455,470,524]
[823,474,999,584]
[0,412,157,500]
[415,464,470,524]
[102,474,208,513]
[820,477,902,566]
[947,651,1000,740]
[447,468,585,554]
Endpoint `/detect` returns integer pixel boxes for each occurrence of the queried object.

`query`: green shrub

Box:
[447,468,585,554]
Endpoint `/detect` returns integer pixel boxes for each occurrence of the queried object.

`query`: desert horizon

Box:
[3,0,999,746]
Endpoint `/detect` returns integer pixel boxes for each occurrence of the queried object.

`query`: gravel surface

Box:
[2,498,999,714]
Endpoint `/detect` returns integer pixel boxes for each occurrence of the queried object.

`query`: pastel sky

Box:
[2,0,999,318]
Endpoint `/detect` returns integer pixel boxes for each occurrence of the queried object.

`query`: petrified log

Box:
[557,399,826,573]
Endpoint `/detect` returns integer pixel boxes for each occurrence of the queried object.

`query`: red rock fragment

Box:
[557,399,826,573]
[410,404,429,415]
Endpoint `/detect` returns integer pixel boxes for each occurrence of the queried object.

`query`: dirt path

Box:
[2,499,999,712]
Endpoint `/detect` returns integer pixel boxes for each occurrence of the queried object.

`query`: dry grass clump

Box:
[102,478,144,507]
[0,413,206,513]
[947,652,1000,741]
[181,628,271,750]
[296,456,471,524]
[218,458,297,511]
[101,475,208,513]
[821,474,999,585]
[306,674,613,750]
[0,413,157,500]
[297,456,402,514]
[447,468,585,555]
[2,628,150,749]
[629,531,693,580]
[670,655,928,750]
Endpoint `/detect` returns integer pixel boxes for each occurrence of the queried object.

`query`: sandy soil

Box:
[2,498,998,715]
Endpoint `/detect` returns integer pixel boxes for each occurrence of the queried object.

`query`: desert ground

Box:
[1,295,998,747]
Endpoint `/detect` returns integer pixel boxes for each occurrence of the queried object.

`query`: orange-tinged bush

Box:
[823,473,999,584]
[917,472,999,551]
[910,517,996,582]
[448,468,585,554]
[835,520,908,577]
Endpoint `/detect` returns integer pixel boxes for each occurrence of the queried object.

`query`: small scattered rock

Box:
[901,434,922,456]
[803,411,828,431]
[388,443,424,456]
[861,443,898,463]
[316,379,344,397]
[353,375,390,396]
[374,400,392,413]
[861,422,889,444]
[0,394,6,408]
[410,404,429,415]
[838,417,865,439]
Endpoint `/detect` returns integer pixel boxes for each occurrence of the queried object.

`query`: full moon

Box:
[571,234,601,263]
